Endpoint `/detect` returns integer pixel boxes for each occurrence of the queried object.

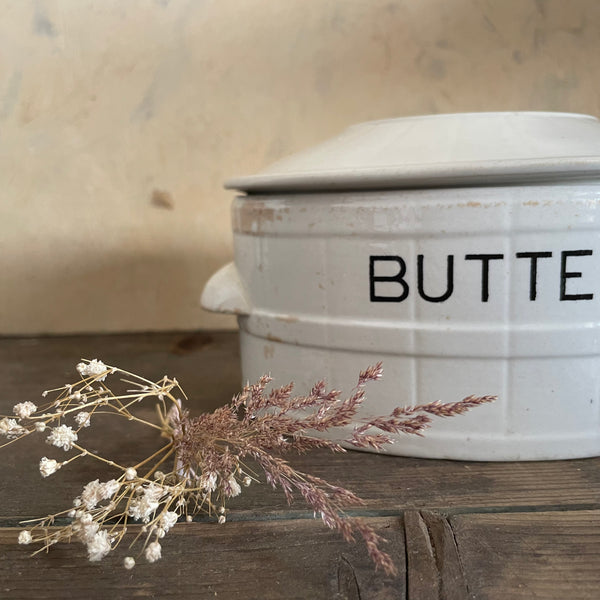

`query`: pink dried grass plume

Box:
[168,361,495,575]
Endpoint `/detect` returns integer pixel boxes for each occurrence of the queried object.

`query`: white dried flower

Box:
[76,359,108,381]
[144,541,161,563]
[224,475,241,498]
[199,471,217,492]
[243,476,252,487]
[46,424,77,451]
[72,512,99,544]
[0,417,26,439]
[123,556,135,570]
[186,515,193,523]
[39,457,61,478]
[86,530,112,562]
[35,422,47,432]
[18,530,32,545]
[125,467,137,480]
[13,401,37,419]
[74,412,91,428]
[81,480,102,509]
[81,479,121,510]
[218,515,226,524]
[128,483,164,522]
[160,511,178,533]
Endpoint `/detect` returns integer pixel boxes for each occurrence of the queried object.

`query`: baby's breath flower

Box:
[39,457,62,478]
[243,476,252,487]
[199,471,217,492]
[81,480,102,509]
[18,530,32,545]
[224,475,241,498]
[160,511,178,533]
[128,483,164,523]
[218,515,226,524]
[125,467,137,480]
[77,359,109,381]
[13,401,37,419]
[144,541,161,563]
[0,417,26,439]
[35,422,47,432]
[123,556,135,570]
[86,530,112,562]
[46,424,77,451]
[74,412,91,428]
[72,511,100,546]
[81,479,121,510]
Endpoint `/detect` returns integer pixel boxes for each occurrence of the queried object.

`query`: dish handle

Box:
[201,262,251,316]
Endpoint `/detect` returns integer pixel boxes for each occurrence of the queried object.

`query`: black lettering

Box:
[369,256,409,302]
[560,250,593,301]
[417,254,454,302]
[516,251,552,301]
[465,254,504,302]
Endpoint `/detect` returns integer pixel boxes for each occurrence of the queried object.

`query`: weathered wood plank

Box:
[451,510,600,600]
[404,511,468,600]
[0,517,405,600]
[0,331,242,414]
[404,511,439,600]
[0,332,599,599]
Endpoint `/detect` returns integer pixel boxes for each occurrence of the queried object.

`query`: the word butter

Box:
[369,250,594,303]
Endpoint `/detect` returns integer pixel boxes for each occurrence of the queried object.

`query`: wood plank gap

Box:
[420,511,468,600]
[441,502,600,516]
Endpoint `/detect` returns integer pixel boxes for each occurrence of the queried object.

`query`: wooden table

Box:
[0,331,598,599]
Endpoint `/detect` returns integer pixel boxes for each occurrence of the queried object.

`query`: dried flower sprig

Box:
[1,359,495,575]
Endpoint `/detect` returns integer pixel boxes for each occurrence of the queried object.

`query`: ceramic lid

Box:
[226,112,600,192]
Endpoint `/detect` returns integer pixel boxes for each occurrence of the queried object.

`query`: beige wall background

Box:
[0,0,599,334]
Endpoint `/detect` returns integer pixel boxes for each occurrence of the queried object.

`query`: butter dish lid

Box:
[226,112,600,192]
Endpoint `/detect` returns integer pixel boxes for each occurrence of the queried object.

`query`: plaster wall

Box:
[0,0,599,333]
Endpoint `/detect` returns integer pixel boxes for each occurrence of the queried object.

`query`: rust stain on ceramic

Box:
[276,314,299,323]
[234,201,289,234]
[263,344,274,358]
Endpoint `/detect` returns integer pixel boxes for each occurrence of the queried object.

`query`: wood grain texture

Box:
[451,511,600,600]
[0,518,404,600]
[0,331,598,599]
